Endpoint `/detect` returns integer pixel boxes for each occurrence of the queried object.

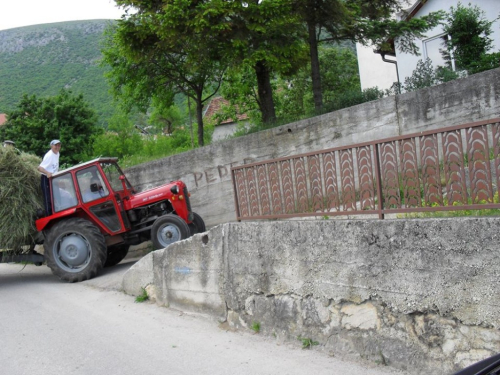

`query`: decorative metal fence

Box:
[231,118,500,220]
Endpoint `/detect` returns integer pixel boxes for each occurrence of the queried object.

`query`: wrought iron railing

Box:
[231,118,500,220]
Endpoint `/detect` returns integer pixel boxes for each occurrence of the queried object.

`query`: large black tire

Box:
[104,244,129,268]
[44,218,106,283]
[151,214,190,250]
[188,212,206,236]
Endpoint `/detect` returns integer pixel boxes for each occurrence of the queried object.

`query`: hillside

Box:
[0,20,117,127]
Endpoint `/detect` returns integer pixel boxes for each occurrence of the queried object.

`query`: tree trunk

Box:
[195,92,204,146]
[254,60,276,124]
[308,21,323,112]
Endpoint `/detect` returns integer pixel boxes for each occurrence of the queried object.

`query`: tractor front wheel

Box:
[151,214,190,250]
[104,244,129,267]
[188,212,206,236]
[44,218,106,282]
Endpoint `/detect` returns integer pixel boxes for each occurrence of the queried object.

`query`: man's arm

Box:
[38,166,53,177]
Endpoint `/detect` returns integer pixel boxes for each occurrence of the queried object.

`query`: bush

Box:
[323,87,385,112]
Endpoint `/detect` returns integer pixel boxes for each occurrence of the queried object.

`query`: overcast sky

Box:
[0,0,127,31]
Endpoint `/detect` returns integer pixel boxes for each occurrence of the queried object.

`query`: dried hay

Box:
[0,147,43,253]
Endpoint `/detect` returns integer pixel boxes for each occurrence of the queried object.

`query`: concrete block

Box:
[122,252,154,296]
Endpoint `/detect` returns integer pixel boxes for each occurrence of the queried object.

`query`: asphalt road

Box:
[0,259,409,375]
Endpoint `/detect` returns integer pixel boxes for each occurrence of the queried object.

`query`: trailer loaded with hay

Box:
[0,147,205,282]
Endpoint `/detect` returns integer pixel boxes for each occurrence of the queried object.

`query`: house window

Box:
[423,34,455,70]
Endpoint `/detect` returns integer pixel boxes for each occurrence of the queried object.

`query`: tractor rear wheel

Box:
[151,214,190,250]
[44,218,106,282]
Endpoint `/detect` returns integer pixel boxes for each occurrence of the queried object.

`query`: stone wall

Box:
[123,218,500,375]
[125,68,500,229]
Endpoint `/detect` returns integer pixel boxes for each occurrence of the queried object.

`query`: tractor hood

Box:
[126,180,188,210]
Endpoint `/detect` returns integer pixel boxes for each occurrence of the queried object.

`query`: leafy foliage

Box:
[110,0,309,126]
[403,4,500,93]
[403,58,439,92]
[275,45,362,118]
[0,90,101,165]
[443,3,499,74]
[223,44,379,136]
[251,321,261,333]
[135,287,149,303]
[292,0,444,111]
[93,118,213,169]
[323,87,385,113]
[101,6,226,146]
[298,336,319,349]
[92,113,143,159]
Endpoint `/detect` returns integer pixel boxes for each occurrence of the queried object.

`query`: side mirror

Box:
[90,183,99,192]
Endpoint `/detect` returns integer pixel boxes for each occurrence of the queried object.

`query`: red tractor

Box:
[33,157,205,282]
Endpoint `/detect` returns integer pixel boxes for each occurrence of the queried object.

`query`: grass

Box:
[401,207,500,219]
[399,193,500,219]
[298,336,319,349]
[135,287,149,303]
[251,321,261,333]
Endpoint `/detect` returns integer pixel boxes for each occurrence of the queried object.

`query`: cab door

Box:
[76,166,125,234]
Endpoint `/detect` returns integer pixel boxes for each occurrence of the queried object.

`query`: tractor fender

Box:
[35,208,77,232]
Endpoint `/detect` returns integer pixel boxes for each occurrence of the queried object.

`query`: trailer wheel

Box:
[44,218,106,282]
[104,244,129,267]
[151,214,190,250]
[188,212,206,236]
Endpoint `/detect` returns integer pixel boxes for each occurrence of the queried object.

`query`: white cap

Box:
[50,140,61,146]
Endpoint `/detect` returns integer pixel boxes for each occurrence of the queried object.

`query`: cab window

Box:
[76,166,109,203]
[52,174,78,212]
[101,162,132,192]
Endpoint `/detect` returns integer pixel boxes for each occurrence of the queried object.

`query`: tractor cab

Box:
[36,158,134,236]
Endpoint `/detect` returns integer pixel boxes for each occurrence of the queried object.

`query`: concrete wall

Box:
[125,68,500,230]
[121,69,500,374]
[123,218,500,375]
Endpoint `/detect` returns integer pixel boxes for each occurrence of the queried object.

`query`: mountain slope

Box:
[0,20,117,126]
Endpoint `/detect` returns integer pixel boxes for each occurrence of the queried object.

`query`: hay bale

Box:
[0,147,43,253]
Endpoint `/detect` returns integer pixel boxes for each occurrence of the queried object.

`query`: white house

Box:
[357,0,500,91]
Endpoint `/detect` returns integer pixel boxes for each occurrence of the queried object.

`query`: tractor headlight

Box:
[170,185,179,194]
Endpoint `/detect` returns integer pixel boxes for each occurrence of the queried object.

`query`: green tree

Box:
[293,0,445,112]
[318,46,361,104]
[148,97,186,137]
[443,3,499,74]
[211,0,307,124]
[102,6,226,146]
[218,65,275,128]
[274,45,361,119]
[112,0,308,126]
[220,45,370,134]
[402,58,462,93]
[0,90,100,165]
[92,113,144,159]
[219,0,444,119]
[402,58,439,92]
